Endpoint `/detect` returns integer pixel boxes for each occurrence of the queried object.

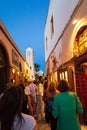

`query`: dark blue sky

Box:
[0,0,49,73]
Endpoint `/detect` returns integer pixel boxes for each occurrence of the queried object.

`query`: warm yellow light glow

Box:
[65,71,68,81]
[51,75,52,81]
[73,19,87,37]
[12,68,15,74]
[72,19,87,56]
[54,71,57,81]
[59,71,68,80]
[60,73,62,79]
[72,19,78,24]
[13,79,15,83]
[17,71,19,75]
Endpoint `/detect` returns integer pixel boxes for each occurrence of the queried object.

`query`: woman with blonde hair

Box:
[45,81,60,130]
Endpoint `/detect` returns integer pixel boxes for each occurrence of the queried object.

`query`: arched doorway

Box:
[74,26,87,125]
[0,45,9,94]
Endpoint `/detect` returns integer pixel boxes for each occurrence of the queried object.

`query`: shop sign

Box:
[12,49,19,66]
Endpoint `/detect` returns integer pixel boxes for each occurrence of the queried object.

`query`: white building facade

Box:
[44,0,87,125]
[26,47,35,80]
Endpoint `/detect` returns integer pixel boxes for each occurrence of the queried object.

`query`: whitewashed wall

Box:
[44,0,79,62]
[62,0,87,63]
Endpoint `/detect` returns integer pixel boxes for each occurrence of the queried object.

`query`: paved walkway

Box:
[37,120,50,130]
[81,125,87,130]
[37,119,87,130]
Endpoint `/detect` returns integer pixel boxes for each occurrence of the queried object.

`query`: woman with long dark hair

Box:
[0,85,37,130]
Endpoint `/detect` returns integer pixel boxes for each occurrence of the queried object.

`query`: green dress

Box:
[52,92,83,130]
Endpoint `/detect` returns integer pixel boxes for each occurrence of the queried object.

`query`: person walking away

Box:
[35,76,44,120]
[28,80,37,114]
[0,85,37,130]
[52,79,83,130]
[45,81,60,130]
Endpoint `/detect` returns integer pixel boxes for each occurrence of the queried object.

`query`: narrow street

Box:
[37,120,50,130]
[81,126,87,130]
[37,120,87,130]
[0,1,87,130]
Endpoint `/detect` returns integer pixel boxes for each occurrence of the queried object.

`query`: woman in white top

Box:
[0,85,37,130]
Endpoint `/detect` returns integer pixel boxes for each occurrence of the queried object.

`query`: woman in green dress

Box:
[52,79,83,130]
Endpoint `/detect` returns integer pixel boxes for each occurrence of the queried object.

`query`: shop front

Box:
[74,52,87,125]
[73,26,87,125]
[58,61,75,92]
[0,45,10,94]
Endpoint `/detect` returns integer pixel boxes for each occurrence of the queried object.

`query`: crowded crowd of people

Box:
[0,76,83,130]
